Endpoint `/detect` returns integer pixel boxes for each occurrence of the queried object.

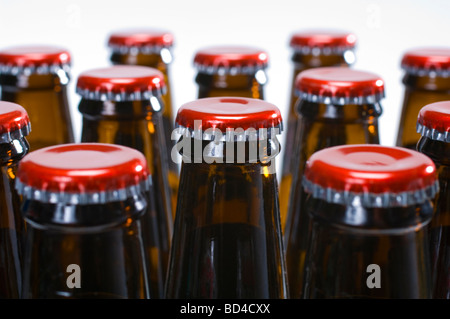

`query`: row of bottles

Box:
[0,28,449,299]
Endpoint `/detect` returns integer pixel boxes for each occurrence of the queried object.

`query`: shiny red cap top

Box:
[0,45,71,68]
[401,48,450,74]
[107,28,174,48]
[304,144,437,195]
[17,143,150,194]
[0,101,30,136]
[417,101,450,142]
[76,65,166,101]
[295,67,385,104]
[193,46,269,74]
[290,30,357,50]
[176,97,282,133]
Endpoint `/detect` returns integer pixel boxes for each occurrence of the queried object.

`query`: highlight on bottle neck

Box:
[75,65,166,109]
[289,29,357,62]
[295,66,385,105]
[401,47,450,77]
[173,97,283,172]
[0,45,72,84]
[302,144,438,209]
[417,101,450,142]
[0,101,31,144]
[15,143,152,205]
[107,28,174,63]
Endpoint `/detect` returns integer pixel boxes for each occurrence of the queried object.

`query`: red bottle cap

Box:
[401,48,450,76]
[176,97,282,140]
[76,65,166,101]
[16,143,151,204]
[193,46,269,75]
[0,101,31,143]
[107,28,174,53]
[290,30,357,54]
[295,67,385,105]
[303,144,438,207]
[0,45,71,75]
[417,101,450,142]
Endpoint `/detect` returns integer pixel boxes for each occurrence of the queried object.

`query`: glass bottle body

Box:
[396,74,450,150]
[110,52,179,217]
[165,139,287,298]
[280,53,351,228]
[0,137,29,298]
[417,136,450,298]
[284,99,382,298]
[21,196,149,299]
[302,197,433,299]
[0,73,74,151]
[79,99,172,299]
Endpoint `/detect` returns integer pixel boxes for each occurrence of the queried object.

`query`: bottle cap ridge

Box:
[401,47,450,76]
[290,29,356,53]
[417,101,450,142]
[0,101,31,143]
[76,65,166,101]
[295,67,385,104]
[303,144,438,207]
[16,143,151,204]
[108,28,174,53]
[193,46,269,75]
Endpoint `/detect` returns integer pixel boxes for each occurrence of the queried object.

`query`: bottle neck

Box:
[0,137,30,166]
[417,136,450,166]
[402,73,450,91]
[291,52,352,70]
[0,73,69,90]
[22,194,147,232]
[195,72,266,99]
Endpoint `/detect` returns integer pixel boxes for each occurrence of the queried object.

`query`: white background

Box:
[1,0,450,161]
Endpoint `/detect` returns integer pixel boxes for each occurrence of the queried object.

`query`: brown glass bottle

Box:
[107,28,179,218]
[16,143,151,299]
[396,48,450,150]
[165,97,288,298]
[0,101,31,299]
[280,30,357,228]
[416,101,450,299]
[0,45,75,151]
[284,67,385,299]
[193,46,268,99]
[76,65,173,299]
[300,144,437,299]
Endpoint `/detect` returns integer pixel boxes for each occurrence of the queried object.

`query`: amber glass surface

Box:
[195,73,264,99]
[21,196,149,299]
[110,52,178,219]
[417,136,450,298]
[302,197,433,299]
[280,53,351,235]
[165,139,287,299]
[79,99,172,299]
[0,137,29,298]
[284,99,381,299]
[397,75,450,150]
[0,74,74,151]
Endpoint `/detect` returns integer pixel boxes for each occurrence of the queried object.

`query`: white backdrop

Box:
[1,0,450,164]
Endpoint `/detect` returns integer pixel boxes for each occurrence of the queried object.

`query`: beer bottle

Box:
[301,144,437,299]
[16,143,151,299]
[0,45,75,151]
[0,101,31,299]
[416,101,450,299]
[284,66,384,298]
[165,97,288,298]
[107,28,179,217]
[76,65,173,299]
[396,48,450,150]
[280,30,357,228]
[193,45,269,99]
